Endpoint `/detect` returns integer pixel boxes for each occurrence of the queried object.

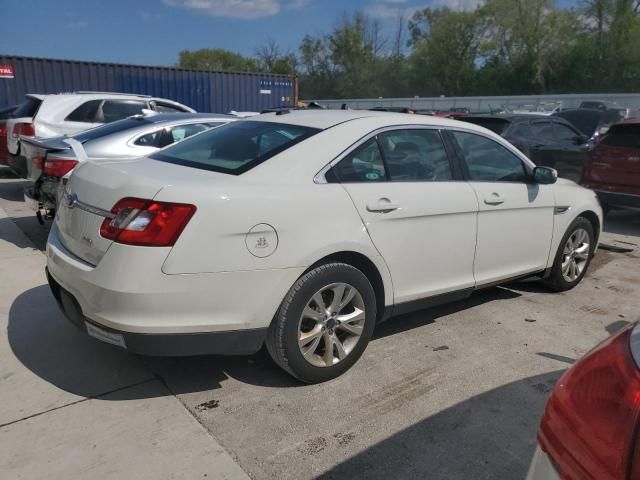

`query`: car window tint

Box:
[150,121,319,175]
[378,129,451,181]
[601,124,640,148]
[13,97,42,118]
[74,117,151,142]
[134,129,163,147]
[331,138,386,183]
[155,103,185,113]
[555,123,580,142]
[509,121,531,138]
[65,100,102,123]
[530,121,555,142]
[452,131,527,182]
[101,101,147,123]
[169,123,209,143]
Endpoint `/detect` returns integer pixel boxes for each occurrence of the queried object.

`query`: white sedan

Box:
[46,110,602,383]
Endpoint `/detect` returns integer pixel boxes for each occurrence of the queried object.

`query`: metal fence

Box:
[308,93,640,113]
[0,55,298,114]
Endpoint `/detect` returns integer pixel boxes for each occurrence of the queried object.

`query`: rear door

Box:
[448,130,555,285]
[331,127,479,304]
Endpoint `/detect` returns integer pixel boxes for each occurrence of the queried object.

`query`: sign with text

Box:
[0,65,15,79]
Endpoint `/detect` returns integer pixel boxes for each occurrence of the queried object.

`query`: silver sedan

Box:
[21,112,235,219]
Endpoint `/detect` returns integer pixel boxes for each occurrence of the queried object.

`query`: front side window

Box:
[451,131,528,182]
[378,129,452,181]
[530,121,555,143]
[331,138,387,182]
[151,121,320,174]
[101,100,147,123]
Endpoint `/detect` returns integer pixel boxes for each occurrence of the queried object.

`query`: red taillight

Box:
[11,122,35,137]
[539,324,640,480]
[99,197,196,247]
[41,158,78,177]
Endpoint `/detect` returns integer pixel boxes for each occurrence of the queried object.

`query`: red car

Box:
[581,122,640,212]
[527,322,640,479]
[0,105,18,165]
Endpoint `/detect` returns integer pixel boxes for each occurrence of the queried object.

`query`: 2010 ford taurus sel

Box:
[46,110,603,383]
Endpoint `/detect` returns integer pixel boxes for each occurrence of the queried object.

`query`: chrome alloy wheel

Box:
[297,282,366,368]
[562,228,590,282]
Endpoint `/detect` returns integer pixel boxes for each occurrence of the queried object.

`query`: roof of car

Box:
[248,109,487,130]
[137,112,234,124]
[464,114,547,122]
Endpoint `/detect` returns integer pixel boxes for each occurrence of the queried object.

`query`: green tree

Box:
[177,48,259,72]
[408,7,482,96]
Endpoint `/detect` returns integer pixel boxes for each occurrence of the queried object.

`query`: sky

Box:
[1,0,579,67]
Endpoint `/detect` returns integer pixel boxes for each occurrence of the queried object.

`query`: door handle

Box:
[484,193,505,206]
[367,198,400,213]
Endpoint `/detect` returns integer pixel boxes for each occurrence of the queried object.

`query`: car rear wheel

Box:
[266,262,377,383]
[545,217,595,292]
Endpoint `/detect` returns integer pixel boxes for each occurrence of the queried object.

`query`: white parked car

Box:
[46,110,603,383]
[6,92,195,173]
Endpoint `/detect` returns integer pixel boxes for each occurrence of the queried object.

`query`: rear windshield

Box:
[73,117,151,142]
[13,97,42,118]
[462,117,511,135]
[151,121,320,174]
[601,124,640,149]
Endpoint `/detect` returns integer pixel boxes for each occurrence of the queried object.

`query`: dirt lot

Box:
[1,170,639,479]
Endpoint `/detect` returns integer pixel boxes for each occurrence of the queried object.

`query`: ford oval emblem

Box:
[65,192,78,209]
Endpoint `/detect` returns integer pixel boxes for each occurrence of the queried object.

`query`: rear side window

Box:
[13,97,42,118]
[463,118,511,135]
[65,100,102,122]
[100,100,147,123]
[134,129,163,147]
[451,131,527,182]
[154,102,187,113]
[530,121,555,142]
[151,121,320,174]
[378,129,452,181]
[601,125,640,148]
[74,117,151,142]
[331,138,387,182]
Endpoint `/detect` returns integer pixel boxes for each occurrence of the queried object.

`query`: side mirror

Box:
[533,166,558,185]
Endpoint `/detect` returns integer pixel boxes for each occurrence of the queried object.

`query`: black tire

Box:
[266,262,377,384]
[545,216,595,292]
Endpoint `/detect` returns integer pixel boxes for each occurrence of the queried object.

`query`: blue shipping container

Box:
[0,55,298,113]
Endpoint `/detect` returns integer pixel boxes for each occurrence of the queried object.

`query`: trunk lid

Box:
[55,157,226,265]
[21,137,76,182]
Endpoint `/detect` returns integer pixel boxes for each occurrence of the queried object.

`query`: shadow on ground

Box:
[317,370,563,480]
[9,284,528,399]
[604,209,640,238]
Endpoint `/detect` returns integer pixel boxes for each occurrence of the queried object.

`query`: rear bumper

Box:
[47,268,268,356]
[526,447,560,480]
[46,223,304,354]
[595,189,640,209]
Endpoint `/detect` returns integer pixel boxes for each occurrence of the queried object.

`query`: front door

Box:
[329,128,479,304]
[448,130,555,286]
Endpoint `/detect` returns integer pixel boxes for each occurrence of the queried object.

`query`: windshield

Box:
[150,121,320,174]
[73,117,151,142]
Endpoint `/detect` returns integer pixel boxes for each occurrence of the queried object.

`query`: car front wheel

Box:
[545,217,595,291]
[266,262,377,383]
